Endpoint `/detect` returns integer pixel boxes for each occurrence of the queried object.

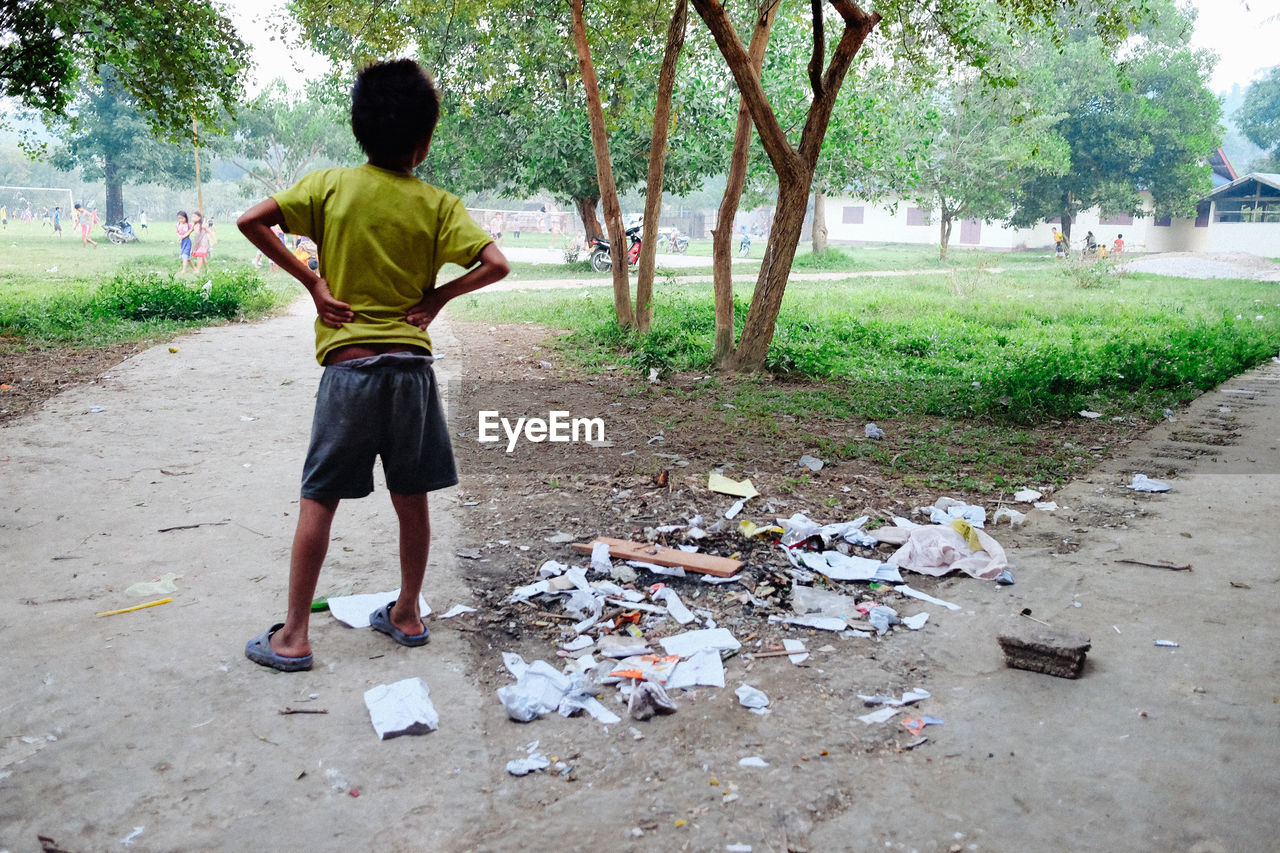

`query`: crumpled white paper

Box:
[660,627,741,658]
[667,649,726,689]
[497,653,621,725]
[1128,473,1171,492]
[364,677,439,739]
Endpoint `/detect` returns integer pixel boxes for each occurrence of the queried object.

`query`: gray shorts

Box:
[300,353,457,499]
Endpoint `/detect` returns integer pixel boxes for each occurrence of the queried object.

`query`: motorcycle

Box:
[588,224,643,273]
[103,218,138,244]
[667,232,689,254]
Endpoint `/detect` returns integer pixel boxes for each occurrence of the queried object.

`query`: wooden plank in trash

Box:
[572,537,742,578]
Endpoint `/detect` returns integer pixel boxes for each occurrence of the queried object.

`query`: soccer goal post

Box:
[0,186,74,215]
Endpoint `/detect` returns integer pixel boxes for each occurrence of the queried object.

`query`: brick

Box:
[997,622,1092,679]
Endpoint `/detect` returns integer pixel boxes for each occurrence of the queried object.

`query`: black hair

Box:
[350,59,441,167]
[177,210,188,221]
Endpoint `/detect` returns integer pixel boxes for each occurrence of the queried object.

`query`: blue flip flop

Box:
[245,623,313,672]
[369,601,430,647]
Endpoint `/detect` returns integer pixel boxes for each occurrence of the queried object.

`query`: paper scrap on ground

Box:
[708,472,760,499]
[329,589,430,628]
[783,639,809,664]
[800,550,902,583]
[859,688,931,708]
[769,614,848,632]
[590,541,612,573]
[894,585,962,611]
[125,572,181,597]
[1034,501,1059,512]
[858,706,902,725]
[1013,488,1042,503]
[724,497,749,520]
[929,499,986,528]
[701,573,742,585]
[902,612,930,630]
[438,604,477,618]
[629,560,686,577]
[507,741,550,776]
[666,648,726,689]
[364,677,439,739]
[651,587,696,624]
[738,756,769,767]
[735,683,770,713]
[660,627,741,658]
[791,584,860,620]
[798,454,824,471]
[497,653,621,725]
[1129,474,1171,493]
[993,507,1027,527]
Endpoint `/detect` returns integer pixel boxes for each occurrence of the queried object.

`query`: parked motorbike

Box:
[588,224,643,273]
[103,218,138,244]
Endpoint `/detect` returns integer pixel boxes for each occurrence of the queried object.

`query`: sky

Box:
[224,0,1276,95]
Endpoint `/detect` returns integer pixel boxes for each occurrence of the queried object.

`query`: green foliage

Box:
[1236,65,1280,164]
[1,0,249,138]
[1058,256,1118,289]
[450,265,1280,423]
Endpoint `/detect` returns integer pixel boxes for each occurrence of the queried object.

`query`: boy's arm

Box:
[237,198,354,328]
[406,242,510,329]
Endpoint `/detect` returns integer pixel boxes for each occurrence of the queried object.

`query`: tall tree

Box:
[1009,10,1222,240]
[47,67,191,222]
[1236,66,1280,171]
[1,0,249,137]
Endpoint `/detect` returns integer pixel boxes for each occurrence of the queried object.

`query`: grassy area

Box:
[0,222,298,346]
[453,264,1280,425]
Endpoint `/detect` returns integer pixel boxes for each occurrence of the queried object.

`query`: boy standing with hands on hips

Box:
[237,58,509,671]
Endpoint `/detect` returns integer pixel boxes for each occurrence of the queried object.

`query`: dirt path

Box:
[1,300,1277,852]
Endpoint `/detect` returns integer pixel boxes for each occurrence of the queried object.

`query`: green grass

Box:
[0,222,298,346]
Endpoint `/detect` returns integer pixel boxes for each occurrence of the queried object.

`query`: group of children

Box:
[174,210,217,272]
[1053,227,1125,258]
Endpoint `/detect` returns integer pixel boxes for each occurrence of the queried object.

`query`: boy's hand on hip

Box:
[406,291,445,330]
[311,279,354,328]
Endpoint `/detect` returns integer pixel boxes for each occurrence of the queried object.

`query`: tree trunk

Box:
[693,0,881,371]
[939,212,952,262]
[634,0,687,335]
[104,153,124,224]
[572,0,634,329]
[1060,208,1073,243]
[712,3,778,368]
[575,195,603,242]
[811,186,827,254]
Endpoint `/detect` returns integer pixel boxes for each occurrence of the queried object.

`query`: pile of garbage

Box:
[493,494,1021,736]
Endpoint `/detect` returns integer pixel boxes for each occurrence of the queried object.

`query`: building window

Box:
[1154,216,1172,227]
[907,207,930,227]
[1194,209,1210,228]
[1099,214,1134,226]
[842,206,864,224]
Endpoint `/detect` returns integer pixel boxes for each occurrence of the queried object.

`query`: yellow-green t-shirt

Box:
[273,164,491,363]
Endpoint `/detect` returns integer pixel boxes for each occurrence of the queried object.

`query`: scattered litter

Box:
[310,583,356,611]
[438,604,477,618]
[867,605,900,635]
[902,612,929,630]
[901,715,944,736]
[1013,488,1042,503]
[928,499,986,528]
[997,623,1091,679]
[701,573,742,585]
[800,550,902,583]
[661,628,742,658]
[894,585,961,611]
[1079,410,1101,419]
[1128,474,1171,493]
[544,532,575,544]
[994,570,1015,585]
[738,756,769,767]
[769,614,848,632]
[782,639,809,664]
[650,586,696,624]
[1154,640,1180,648]
[859,688,930,707]
[590,541,612,573]
[735,683,770,714]
[667,649,727,689]
[791,584,860,621]
[507,741,550,776]
[993,507,1027,527]
[328,590,430,628]
[121,827,145,846]
[726,845,754,853]
[858,706,902,725]
[864,422,885,439]
[629,560,686,577]
[904,736,929,750]
[1033,501,1059,512]
[364,677,439,739]
[628,680,677,720]
[798,454,824,471]
[125,572,181,597]
[887,522,1007,580]
[708,472,759,499]
[724,498,748,520]
[560,635,594,653]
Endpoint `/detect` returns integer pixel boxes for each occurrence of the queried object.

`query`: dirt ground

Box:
[1,294,1278,853]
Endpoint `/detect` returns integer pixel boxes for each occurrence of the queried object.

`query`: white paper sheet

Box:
[783,638,809,664]
[329,589,431,628]
[660,627,741,657]
[364,677,439,739]
[438,604,477,618]
[666,649,726,689]
[893,584,962,611]
[651,587,696,624]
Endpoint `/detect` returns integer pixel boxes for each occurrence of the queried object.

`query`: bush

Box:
[94,268,271,321]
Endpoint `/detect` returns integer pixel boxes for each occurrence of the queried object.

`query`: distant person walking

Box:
[1,205,7,230]
[138,210,148,236]
[73,203,98,248]
[176,211,193,272]
[488,213,504,248]
[52,206,62,237]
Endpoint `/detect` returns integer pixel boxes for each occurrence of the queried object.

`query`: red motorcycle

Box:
[588,224,642,273]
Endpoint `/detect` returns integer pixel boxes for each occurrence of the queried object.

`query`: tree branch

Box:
[809,0,824,99]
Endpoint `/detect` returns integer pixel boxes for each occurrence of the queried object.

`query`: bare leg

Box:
[388,492,430,636]
[269,497,340,658]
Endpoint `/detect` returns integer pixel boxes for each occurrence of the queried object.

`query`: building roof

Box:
[1203,172,1280,200]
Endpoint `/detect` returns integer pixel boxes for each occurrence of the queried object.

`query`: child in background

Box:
[176,211,193,272]
[189,212,211,272]
[74,204,98,248]
[1112,233,1125,254]
[237,58,510,671]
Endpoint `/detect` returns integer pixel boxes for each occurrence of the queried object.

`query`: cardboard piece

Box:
[573,537,742,578]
